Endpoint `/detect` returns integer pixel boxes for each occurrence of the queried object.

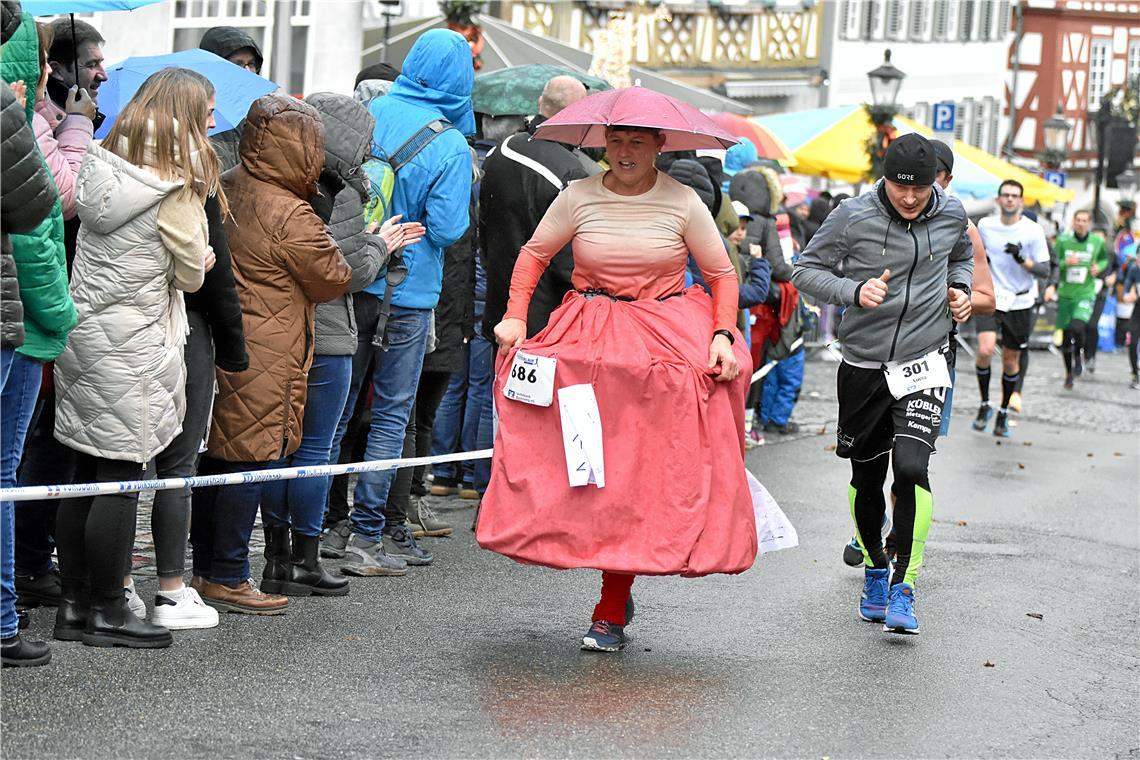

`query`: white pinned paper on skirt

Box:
[747,471,798,554]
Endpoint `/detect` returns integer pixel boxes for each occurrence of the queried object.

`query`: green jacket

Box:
[0,11,76,361]
[1055,231,1108,302]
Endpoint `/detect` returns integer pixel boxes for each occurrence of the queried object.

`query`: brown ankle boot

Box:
[197,579,288,616]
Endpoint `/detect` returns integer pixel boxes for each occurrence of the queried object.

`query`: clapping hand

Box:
[203,245,216,273]
[371,214,426,253]
[859,269,891,308]
[9,80,26,110]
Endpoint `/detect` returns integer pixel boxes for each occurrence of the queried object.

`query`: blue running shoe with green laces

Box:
[883,582,920,634]
[859,567,889,622]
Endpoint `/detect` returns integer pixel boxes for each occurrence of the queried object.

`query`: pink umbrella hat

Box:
[533,86,739,152]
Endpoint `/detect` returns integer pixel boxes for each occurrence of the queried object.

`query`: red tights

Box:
[592,571,635,625]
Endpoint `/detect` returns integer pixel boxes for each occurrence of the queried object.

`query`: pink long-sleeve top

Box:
[33,100,94,220]
[505,171,740,332]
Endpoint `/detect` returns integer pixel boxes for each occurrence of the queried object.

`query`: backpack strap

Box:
[387,118,456,173]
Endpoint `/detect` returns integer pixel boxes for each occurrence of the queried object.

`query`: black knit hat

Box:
[355,63,400,89]
[883,133,937,186]
[932,140,954,174]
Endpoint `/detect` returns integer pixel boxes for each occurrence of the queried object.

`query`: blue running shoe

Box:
[859,568,889,622]
[993,411,1010,438]
[883,582,920,634]
[581,620,625,652]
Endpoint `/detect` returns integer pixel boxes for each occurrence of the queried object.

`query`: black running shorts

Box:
[996,307,1034,350]
[835,362,947,460]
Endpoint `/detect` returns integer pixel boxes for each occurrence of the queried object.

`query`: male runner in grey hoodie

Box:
[793,134,973,635]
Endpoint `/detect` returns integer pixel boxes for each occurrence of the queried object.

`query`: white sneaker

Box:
[124,579,146,619]
[150,585,220,630]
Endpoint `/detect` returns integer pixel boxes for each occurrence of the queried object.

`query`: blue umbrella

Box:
[94,48,280,138]
[21,0,163,13]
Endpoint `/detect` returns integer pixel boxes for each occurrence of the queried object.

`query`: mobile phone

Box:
[45,76,70,105]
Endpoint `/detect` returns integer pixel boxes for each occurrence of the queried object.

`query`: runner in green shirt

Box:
[1054,209,1108,388]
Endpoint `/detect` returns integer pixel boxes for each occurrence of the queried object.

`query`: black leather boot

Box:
[1,634,51,667]
[288,531,349,597]
[53,583,90,642]
[259,524,292,595]
[82,594,172,649]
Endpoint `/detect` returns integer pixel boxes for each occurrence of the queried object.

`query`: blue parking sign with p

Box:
[933,102,956,134]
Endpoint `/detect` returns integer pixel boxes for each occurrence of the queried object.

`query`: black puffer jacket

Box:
[729,170,791,283]
[480,116,598,341]
[423,190,476,374]
[1,82,58,348]
[182,194,248,372]
[1,0,21,42]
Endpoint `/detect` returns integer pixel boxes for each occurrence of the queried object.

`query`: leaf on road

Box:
[984,660,996,668]
[957,520,968,526]
[1017,462,1026,470]
[1022,441,1033,447]
[824,444,836,451]
[816,424,828,435]
[1114,452,1123,457]
[995,441,1002,446]
[1027,612,1044,620]
[1087,453,1094,458]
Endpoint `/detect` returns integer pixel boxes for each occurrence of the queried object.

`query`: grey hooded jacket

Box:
[792,180,972,365]
[305,92,387,355]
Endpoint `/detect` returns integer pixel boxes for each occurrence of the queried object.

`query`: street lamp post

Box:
[1040,105,1071,171]
[864,49,906,181]
[1091,99,1113,227]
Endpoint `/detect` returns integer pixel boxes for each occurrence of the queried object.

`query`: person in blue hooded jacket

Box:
[341,29,476,576]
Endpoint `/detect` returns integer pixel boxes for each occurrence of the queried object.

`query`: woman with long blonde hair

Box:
[51,67,217,649]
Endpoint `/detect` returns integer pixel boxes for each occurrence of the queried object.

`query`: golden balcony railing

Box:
[500,0,821,71]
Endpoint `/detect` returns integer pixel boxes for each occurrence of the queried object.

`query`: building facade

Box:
[69,0,364,95]
[1005,0,1140,175]
[496,0,826,114]
[821,0,1015,154]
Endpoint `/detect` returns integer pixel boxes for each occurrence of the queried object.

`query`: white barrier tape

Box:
[0,449,495,503]
[749,336,804,385]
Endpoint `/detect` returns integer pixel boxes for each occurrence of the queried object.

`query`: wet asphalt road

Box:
[2,350,1137,759]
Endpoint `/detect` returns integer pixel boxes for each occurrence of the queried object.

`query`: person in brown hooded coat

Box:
[189,94,352,616]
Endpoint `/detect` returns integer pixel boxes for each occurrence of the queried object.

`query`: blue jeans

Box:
[350,306,432,541]
[431,326,494,486]
[1,350,43,637]
[190,457,269,585]
[760,349,805,427]
[474,362,494,493]
[262,354,352,537]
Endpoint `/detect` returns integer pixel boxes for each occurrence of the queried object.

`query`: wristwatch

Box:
[713,329,735,345]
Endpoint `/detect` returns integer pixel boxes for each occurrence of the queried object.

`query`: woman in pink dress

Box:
[480,125,758,651]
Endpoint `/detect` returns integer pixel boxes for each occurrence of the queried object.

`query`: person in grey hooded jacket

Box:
[792,134,972,637]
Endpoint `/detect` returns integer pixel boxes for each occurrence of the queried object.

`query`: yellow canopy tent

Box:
[755,106,1075,209]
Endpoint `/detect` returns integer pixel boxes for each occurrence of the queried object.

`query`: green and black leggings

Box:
[836,363,944,586]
